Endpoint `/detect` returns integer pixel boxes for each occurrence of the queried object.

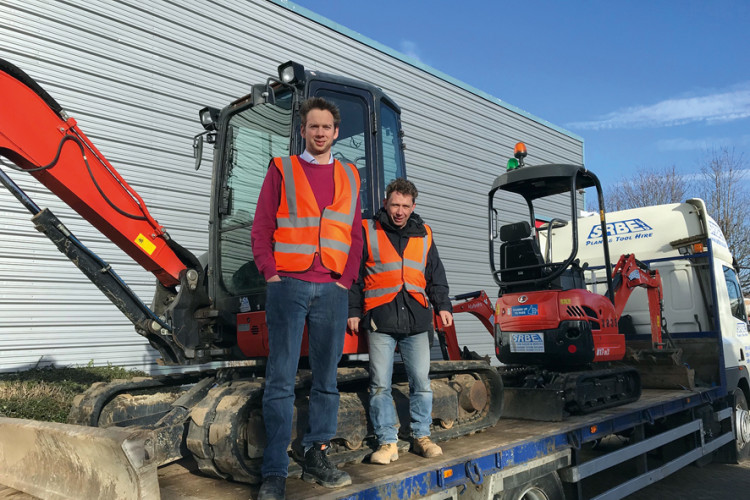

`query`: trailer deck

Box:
[153,387,725,499]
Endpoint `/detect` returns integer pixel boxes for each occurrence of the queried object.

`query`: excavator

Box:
[0,57,503,493]
[436,143,674,421]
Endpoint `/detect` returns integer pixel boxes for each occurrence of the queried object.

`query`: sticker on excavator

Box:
[510,333,544,353]
[135,233,156,255]
[510,304,538,316]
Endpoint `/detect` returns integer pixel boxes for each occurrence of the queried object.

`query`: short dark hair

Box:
[385,178,418,203]
[299,97,341,128]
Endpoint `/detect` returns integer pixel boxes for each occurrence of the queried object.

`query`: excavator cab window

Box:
[380,101,406,201]
[218,90,293,298]
[316,89,371,216]
[311,85,405,217]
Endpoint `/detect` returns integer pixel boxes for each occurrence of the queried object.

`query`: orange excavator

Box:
[0,57,503,495]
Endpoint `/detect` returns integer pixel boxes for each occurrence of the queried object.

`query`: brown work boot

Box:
[370,443,399,465]
[413,436,442,458]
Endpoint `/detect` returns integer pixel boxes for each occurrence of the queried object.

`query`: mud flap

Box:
[0,417,159,499]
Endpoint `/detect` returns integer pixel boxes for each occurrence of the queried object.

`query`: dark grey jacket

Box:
[348,208,452,336]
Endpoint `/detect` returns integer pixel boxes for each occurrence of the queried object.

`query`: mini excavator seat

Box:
[499,221,545,291]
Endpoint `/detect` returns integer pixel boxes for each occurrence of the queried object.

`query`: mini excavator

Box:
[436,143,674,421]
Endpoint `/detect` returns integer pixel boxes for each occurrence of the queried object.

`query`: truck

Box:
[1,56,749,500]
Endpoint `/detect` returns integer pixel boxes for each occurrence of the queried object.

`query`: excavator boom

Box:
[0,58,188,288]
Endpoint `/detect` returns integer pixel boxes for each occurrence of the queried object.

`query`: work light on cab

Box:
[514,142,527,167]
[278,60,305,85]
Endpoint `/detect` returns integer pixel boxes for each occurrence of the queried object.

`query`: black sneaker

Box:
[258,475,286,500]
[301,442,352,488]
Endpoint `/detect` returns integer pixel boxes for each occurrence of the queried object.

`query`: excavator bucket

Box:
[0,417,159,500]
[625,346,695,390]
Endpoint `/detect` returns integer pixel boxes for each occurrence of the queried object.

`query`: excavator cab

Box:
[489,145,614,298]
[0,57,406,365]
[200,61,406,359]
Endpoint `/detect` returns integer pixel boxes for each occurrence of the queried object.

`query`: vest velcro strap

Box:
[322,209,354,223]
[404,282,427,295]
[403,258,426,271]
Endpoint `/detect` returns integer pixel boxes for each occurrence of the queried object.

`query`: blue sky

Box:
[290,0,750,187]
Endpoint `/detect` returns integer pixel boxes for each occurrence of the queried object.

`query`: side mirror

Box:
[251,83,276,106]
[193,133,205,171]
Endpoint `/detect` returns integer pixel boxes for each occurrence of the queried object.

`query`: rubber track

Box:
[68,361,503,484]
[68,371,212,426]
[187,360,503,484]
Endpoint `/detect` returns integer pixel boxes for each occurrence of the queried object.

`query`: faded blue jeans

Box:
[261,277,348,478]
[368,330,433,444]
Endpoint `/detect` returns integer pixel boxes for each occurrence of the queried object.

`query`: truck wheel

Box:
[499,472,565,500]
[733,388,750,462]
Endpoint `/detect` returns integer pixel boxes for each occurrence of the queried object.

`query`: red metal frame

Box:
[236,311,368,358]
[490,253,666,364]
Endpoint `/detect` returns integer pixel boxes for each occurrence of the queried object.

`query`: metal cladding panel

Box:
[0,0,583,372]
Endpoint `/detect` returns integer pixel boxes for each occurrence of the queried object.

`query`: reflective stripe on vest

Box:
[363,219,432,312]
[273,155,360,274]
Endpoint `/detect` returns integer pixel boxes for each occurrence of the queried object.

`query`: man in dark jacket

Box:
[348,178,453,465]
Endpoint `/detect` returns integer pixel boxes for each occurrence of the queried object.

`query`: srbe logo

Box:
[588,218,653,239]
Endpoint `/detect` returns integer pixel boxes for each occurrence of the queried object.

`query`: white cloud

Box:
[568,84,750,130]
[399,40,424,64]
[656,137,731,152]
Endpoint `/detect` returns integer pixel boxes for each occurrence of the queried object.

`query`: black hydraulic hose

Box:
[2,56,157,224]
[2,133,149,221]
[165,235,202,271]
[1,134,82,173]
[57,220,172,331]
[451,291,482,301]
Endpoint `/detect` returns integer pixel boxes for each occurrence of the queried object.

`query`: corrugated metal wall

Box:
[0,0,583,373]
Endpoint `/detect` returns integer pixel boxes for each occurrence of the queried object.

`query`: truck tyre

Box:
[733,387,750,462]
[498,472,564,500]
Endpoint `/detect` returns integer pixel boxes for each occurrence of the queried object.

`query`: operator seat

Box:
[499,221,545,286]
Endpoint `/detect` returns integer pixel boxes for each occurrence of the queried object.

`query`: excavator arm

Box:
[0,58,208,364]
[0,58,191,285]
[611,253,666,349]
[435,290,496,360]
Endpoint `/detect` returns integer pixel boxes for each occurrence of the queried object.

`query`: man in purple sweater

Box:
[252,97,363,500]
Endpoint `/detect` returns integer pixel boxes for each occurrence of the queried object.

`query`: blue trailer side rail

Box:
[285,385,731,500]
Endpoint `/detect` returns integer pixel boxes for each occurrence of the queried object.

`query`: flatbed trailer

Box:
[150,386,737,500]
[285,387,735,500]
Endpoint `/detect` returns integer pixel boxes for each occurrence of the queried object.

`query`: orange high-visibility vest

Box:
[362,219,432,312]
[272,156,360,275]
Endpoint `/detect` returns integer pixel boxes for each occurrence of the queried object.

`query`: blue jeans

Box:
[368,330,433,444]
[261,277,348,478]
